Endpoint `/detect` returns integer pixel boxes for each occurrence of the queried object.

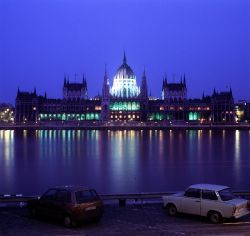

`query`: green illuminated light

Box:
[38,113,100,121]
[188,112,200,121]
[110,101,140,111]
[149,113,164,121]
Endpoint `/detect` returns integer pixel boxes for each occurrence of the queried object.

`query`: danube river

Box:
[0,129,250,195]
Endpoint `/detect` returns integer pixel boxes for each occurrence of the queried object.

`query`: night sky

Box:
[0,0,249,104]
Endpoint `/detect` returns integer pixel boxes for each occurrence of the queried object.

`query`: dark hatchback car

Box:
[27,186,103,227]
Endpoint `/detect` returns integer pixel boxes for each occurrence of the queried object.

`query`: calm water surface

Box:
[0,129,250,195]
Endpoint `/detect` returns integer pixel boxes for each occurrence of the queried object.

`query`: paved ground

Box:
[1,203,250,236]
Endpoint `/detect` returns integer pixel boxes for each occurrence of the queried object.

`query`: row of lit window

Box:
[39,113,100,121]
[160,106,210,111]
[110,115,140,119]
[109,102,140,111]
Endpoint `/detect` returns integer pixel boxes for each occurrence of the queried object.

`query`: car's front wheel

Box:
[166,204,178,216]
[29,207,37,218]
[208,211,222,224]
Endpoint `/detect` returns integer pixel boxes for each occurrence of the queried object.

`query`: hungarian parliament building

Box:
[15,53,235,123]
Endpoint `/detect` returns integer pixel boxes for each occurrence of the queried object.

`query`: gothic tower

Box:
[140,68,148,100]
[101,65,110,121]
[140,68,149,120]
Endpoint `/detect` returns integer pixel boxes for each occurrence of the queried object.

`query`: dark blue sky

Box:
[0,0,249,104]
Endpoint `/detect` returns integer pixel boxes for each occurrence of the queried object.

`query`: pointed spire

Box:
[141,67,148,100]
[34,87,36,95]
[85,77,87,89]
[104,64,108,80]
[44,91,47,99]
[102,64,110,100]
[64,76,66,86]
[213,88,216,96]
[82,73,85,84]
[143,66,146,78]
[123,50,127,64]
[103,64,109,86]
[202,91,205,100]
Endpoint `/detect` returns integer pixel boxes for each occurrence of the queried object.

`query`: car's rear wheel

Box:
[63,215,73,228]
[208,211,222,224]
[93,215,102,223]
[166,204,177,216]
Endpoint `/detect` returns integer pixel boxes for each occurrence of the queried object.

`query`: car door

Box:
[53,190,72,219]
[38,189,58,217]
[200,189,220,217]
[180,188,201,215]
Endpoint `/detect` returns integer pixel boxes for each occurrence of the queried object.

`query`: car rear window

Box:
[75,190,99,203]
[219,188,236,201]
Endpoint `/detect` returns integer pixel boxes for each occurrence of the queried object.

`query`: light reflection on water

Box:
[0,129,250,195]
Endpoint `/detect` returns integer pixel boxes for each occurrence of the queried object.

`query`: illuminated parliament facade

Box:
[15,53,235,123]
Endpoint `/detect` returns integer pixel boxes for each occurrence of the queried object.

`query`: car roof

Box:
[53,185,93,192]
[189,184,229,191]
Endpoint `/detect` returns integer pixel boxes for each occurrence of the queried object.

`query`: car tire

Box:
[63,215,73,228]
[30,207,37,218]
[208,211,222,224]
[93,215,102,223]
[166,204,177,216]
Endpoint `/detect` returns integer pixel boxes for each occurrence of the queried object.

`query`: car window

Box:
[56,190,71,203]
[184,188,201,198]
[219,188,236,201]
[202,190,218,200]
[75,190,99,203]
[42,189,57,201]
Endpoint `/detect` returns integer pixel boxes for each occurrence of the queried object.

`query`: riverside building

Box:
[15,53,235,123]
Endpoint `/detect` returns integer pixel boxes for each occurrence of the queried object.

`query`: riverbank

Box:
[1,121,250,130]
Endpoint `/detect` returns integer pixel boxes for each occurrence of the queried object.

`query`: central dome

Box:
[110,52,140,98]
[116,54,134,78]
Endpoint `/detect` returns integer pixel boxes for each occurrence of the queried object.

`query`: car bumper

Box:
[233,209,250,219]
[73,207,103,222]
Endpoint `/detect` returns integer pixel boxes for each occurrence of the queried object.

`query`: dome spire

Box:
[123,50,127,64]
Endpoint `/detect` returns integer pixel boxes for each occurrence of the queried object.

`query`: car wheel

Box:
[93,215,102,223]
[208,211,222,224]
[167,204,177,216]
[30,207,37,218]
[63,215,73,228]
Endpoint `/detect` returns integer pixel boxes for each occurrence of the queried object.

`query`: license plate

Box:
[85,206,96,211]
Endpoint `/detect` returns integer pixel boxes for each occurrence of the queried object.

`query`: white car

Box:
[162,184,250,223]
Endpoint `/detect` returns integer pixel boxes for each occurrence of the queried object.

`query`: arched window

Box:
[132,102,136,110]
[128,102,132,110]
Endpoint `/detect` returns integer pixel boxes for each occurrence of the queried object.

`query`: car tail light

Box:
[232,206,236,214]
[247,201,250,210]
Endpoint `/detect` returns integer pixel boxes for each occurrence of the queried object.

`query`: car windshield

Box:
[75,190,99,204]
[219,188,236,201]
